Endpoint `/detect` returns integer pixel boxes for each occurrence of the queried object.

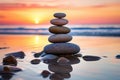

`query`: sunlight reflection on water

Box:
[0,35,120,80]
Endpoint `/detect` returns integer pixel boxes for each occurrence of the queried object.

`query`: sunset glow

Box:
[34,18,40,24]
[0,0,120,25]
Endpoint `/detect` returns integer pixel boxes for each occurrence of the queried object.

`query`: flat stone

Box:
[31,59,40,64]
[44,43,80,55]
[0,65,22,73]
[6,51,25,59]
[48,34,72,43]
[50,19,68,26]
[82,55,101,61]
[116,54,120,59]
[54,13,66,19]
[49,26,70,34]
[9,66,22,72]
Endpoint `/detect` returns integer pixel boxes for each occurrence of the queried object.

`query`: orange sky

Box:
[0,0,120,25]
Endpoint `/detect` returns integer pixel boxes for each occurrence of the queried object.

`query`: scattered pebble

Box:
[30,59,40,64]
[102,56,108,58]
[116,55,120,59]
[6,51,25,59]
[9,66,22,72]
[3,56,17,66]
[83,55,101,61]
[0,65,22,73]
[0,47,9,50]
[41,70,51,78]
[33,51,44,57]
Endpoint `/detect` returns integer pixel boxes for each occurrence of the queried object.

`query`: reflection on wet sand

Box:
[0,71,14,80]
[0,35,120,80]
[41,55,80,80]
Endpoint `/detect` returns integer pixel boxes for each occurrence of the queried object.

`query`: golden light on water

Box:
[34,35,40,44]
[34,35,49,46]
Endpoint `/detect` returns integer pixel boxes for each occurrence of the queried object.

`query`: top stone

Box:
[54,13,66,19]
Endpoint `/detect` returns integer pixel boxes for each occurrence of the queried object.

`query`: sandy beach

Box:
[0,35,120,80]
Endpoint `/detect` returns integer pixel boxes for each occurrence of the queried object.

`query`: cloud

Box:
[0,3,60,10]
[0,0,120,6]
[0,15,5,18]
[0,2,120,11]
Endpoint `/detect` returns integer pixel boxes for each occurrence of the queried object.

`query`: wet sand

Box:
[0,35,120,80]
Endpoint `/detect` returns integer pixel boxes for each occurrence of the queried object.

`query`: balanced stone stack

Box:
[44,13,80,55]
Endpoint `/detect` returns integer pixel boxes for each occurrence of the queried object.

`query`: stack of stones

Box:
[44,13,80,55]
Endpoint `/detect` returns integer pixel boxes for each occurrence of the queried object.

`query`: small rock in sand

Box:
[83,55,101,61]
[6,51,25,59]
[0,65,22,73]
[9,66,22,72]
[3,56,17,66]
[31,59,40,64]
[41,70,51,78]
[0,47,9,50]
[33,51,44,58]
[116,54,120,59]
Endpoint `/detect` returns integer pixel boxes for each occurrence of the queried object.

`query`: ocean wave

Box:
[0,27,120,36]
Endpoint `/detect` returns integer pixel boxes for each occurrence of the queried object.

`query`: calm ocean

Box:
[0,24,120,36]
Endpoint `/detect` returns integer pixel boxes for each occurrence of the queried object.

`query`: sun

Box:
[34,18,40,24]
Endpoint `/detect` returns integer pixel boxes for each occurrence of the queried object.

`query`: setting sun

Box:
[34,18,40,24]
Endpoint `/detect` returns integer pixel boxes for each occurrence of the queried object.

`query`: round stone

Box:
[30,59,40,64]
[48,34,72,43]
[116,55,120,59]
[44,43,80,55]
[49,26,70,34]
[48,64,73,73]
[57,57,70,65]
[54,13,66,19]
[82,55,101,61]
[3,66,10,73]
[50,19,68,26]
[3,55,17,66]
[41,70,51,78]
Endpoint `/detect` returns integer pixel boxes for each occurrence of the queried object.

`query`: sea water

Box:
[0,24,120,36]
[0,24,120,80]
